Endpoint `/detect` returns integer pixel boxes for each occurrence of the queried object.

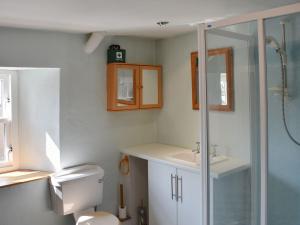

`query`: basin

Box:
[170,151,198,164]
[210,155,228,164]
[168,151,227,165]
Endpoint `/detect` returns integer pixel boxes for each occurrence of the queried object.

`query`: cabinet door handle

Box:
[177,176,183,203]
[175,175,178,202]
[171,174,176,200]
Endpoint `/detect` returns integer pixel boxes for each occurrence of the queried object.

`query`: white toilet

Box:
[49,164,119,225]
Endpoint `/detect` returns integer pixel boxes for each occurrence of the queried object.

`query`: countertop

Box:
[121,143,249,179]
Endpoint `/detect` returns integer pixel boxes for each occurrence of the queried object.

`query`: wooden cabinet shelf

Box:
[107,63,162,111]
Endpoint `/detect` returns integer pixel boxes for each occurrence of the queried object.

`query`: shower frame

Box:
[197,3,300,225]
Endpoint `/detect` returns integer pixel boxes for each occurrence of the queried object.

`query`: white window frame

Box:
[0,70,18,172]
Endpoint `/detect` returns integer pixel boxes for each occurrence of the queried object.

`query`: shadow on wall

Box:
[0,179,73,225]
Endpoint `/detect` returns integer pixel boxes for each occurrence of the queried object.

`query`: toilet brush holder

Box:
[119,206,127,220]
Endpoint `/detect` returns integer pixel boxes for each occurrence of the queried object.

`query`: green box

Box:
[107,49,126,64]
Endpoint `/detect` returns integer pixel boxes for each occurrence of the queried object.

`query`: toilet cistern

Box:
[49,164,119,225]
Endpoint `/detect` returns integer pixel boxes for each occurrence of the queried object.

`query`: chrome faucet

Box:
[210,144,218,157]
[192,141,201,154]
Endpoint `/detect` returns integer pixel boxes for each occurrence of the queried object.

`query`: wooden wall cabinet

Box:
[107,63,162,111]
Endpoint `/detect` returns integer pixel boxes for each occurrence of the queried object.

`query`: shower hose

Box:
[279,55,300,146]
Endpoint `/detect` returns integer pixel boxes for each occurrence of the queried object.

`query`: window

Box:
[220,72,228,105]
[0,73,12,168]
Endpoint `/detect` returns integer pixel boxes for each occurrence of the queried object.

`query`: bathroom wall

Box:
[266,15,300,225]
[0,27,158,225]
[155,32,200,149]
[0,179,73,225]
[206,31,251,162]
[156,28,256,225]
[155,31,251,162]
[0,25,255,225]
[18,69,60,171]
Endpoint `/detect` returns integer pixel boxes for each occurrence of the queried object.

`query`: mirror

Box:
[116,67,136,106]
[191,47,233,111]
[140,66,162,108]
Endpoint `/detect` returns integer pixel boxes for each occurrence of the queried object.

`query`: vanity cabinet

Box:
[107,63,162,111]
[177,168,201,225]
[148,161,201,225]
[148,162,177,225]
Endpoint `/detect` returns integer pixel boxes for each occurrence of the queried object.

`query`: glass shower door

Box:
[205,21,260,225]
[265,12,300,225]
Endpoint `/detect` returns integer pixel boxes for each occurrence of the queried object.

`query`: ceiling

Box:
[0,0,298,38]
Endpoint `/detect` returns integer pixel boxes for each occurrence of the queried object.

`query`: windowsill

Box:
[0,170,52,188]
[0,162,14,169]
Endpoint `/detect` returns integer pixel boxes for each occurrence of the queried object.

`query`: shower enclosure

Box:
[198,3,300,225]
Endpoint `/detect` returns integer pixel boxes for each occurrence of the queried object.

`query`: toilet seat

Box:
[76,211,119,225]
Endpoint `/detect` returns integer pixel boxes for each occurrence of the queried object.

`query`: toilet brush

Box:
[138,200,147,225]
[119,184,127,219]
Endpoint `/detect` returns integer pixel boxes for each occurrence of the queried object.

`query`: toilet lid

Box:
[76,211,119,225]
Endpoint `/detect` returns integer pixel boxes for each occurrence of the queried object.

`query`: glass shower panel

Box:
[206,21,260,225]
[265,12,300,225]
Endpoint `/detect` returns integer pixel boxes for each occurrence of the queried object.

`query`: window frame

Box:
[0,70,18,172]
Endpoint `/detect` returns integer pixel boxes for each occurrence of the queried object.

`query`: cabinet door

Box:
[107,63,140,111]
[139,66,162,109]
[177,169,201,225]
[148,161,177,225]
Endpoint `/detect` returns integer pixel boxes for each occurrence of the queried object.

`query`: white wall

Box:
[0,27,158,225]
[206,32,251,162]
[0,179,73,225]
[156,32,200,149]
[156,31,251,162]
[155,28,254,225]
[18,68,60,171]
[59,36,158,212]
[0,26,253,225]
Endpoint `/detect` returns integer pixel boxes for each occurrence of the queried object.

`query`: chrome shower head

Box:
[266,36,287,66]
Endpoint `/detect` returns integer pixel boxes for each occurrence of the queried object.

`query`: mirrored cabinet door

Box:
[107,64,140,111]
[117,67,135,105]
[207,48,233,111]
[140,66,162,109]
[191,47,233,111]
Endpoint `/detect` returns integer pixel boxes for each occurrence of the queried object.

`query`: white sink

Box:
[170,152,199,164]
[210,155,228,164]
[168,151,227,165]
